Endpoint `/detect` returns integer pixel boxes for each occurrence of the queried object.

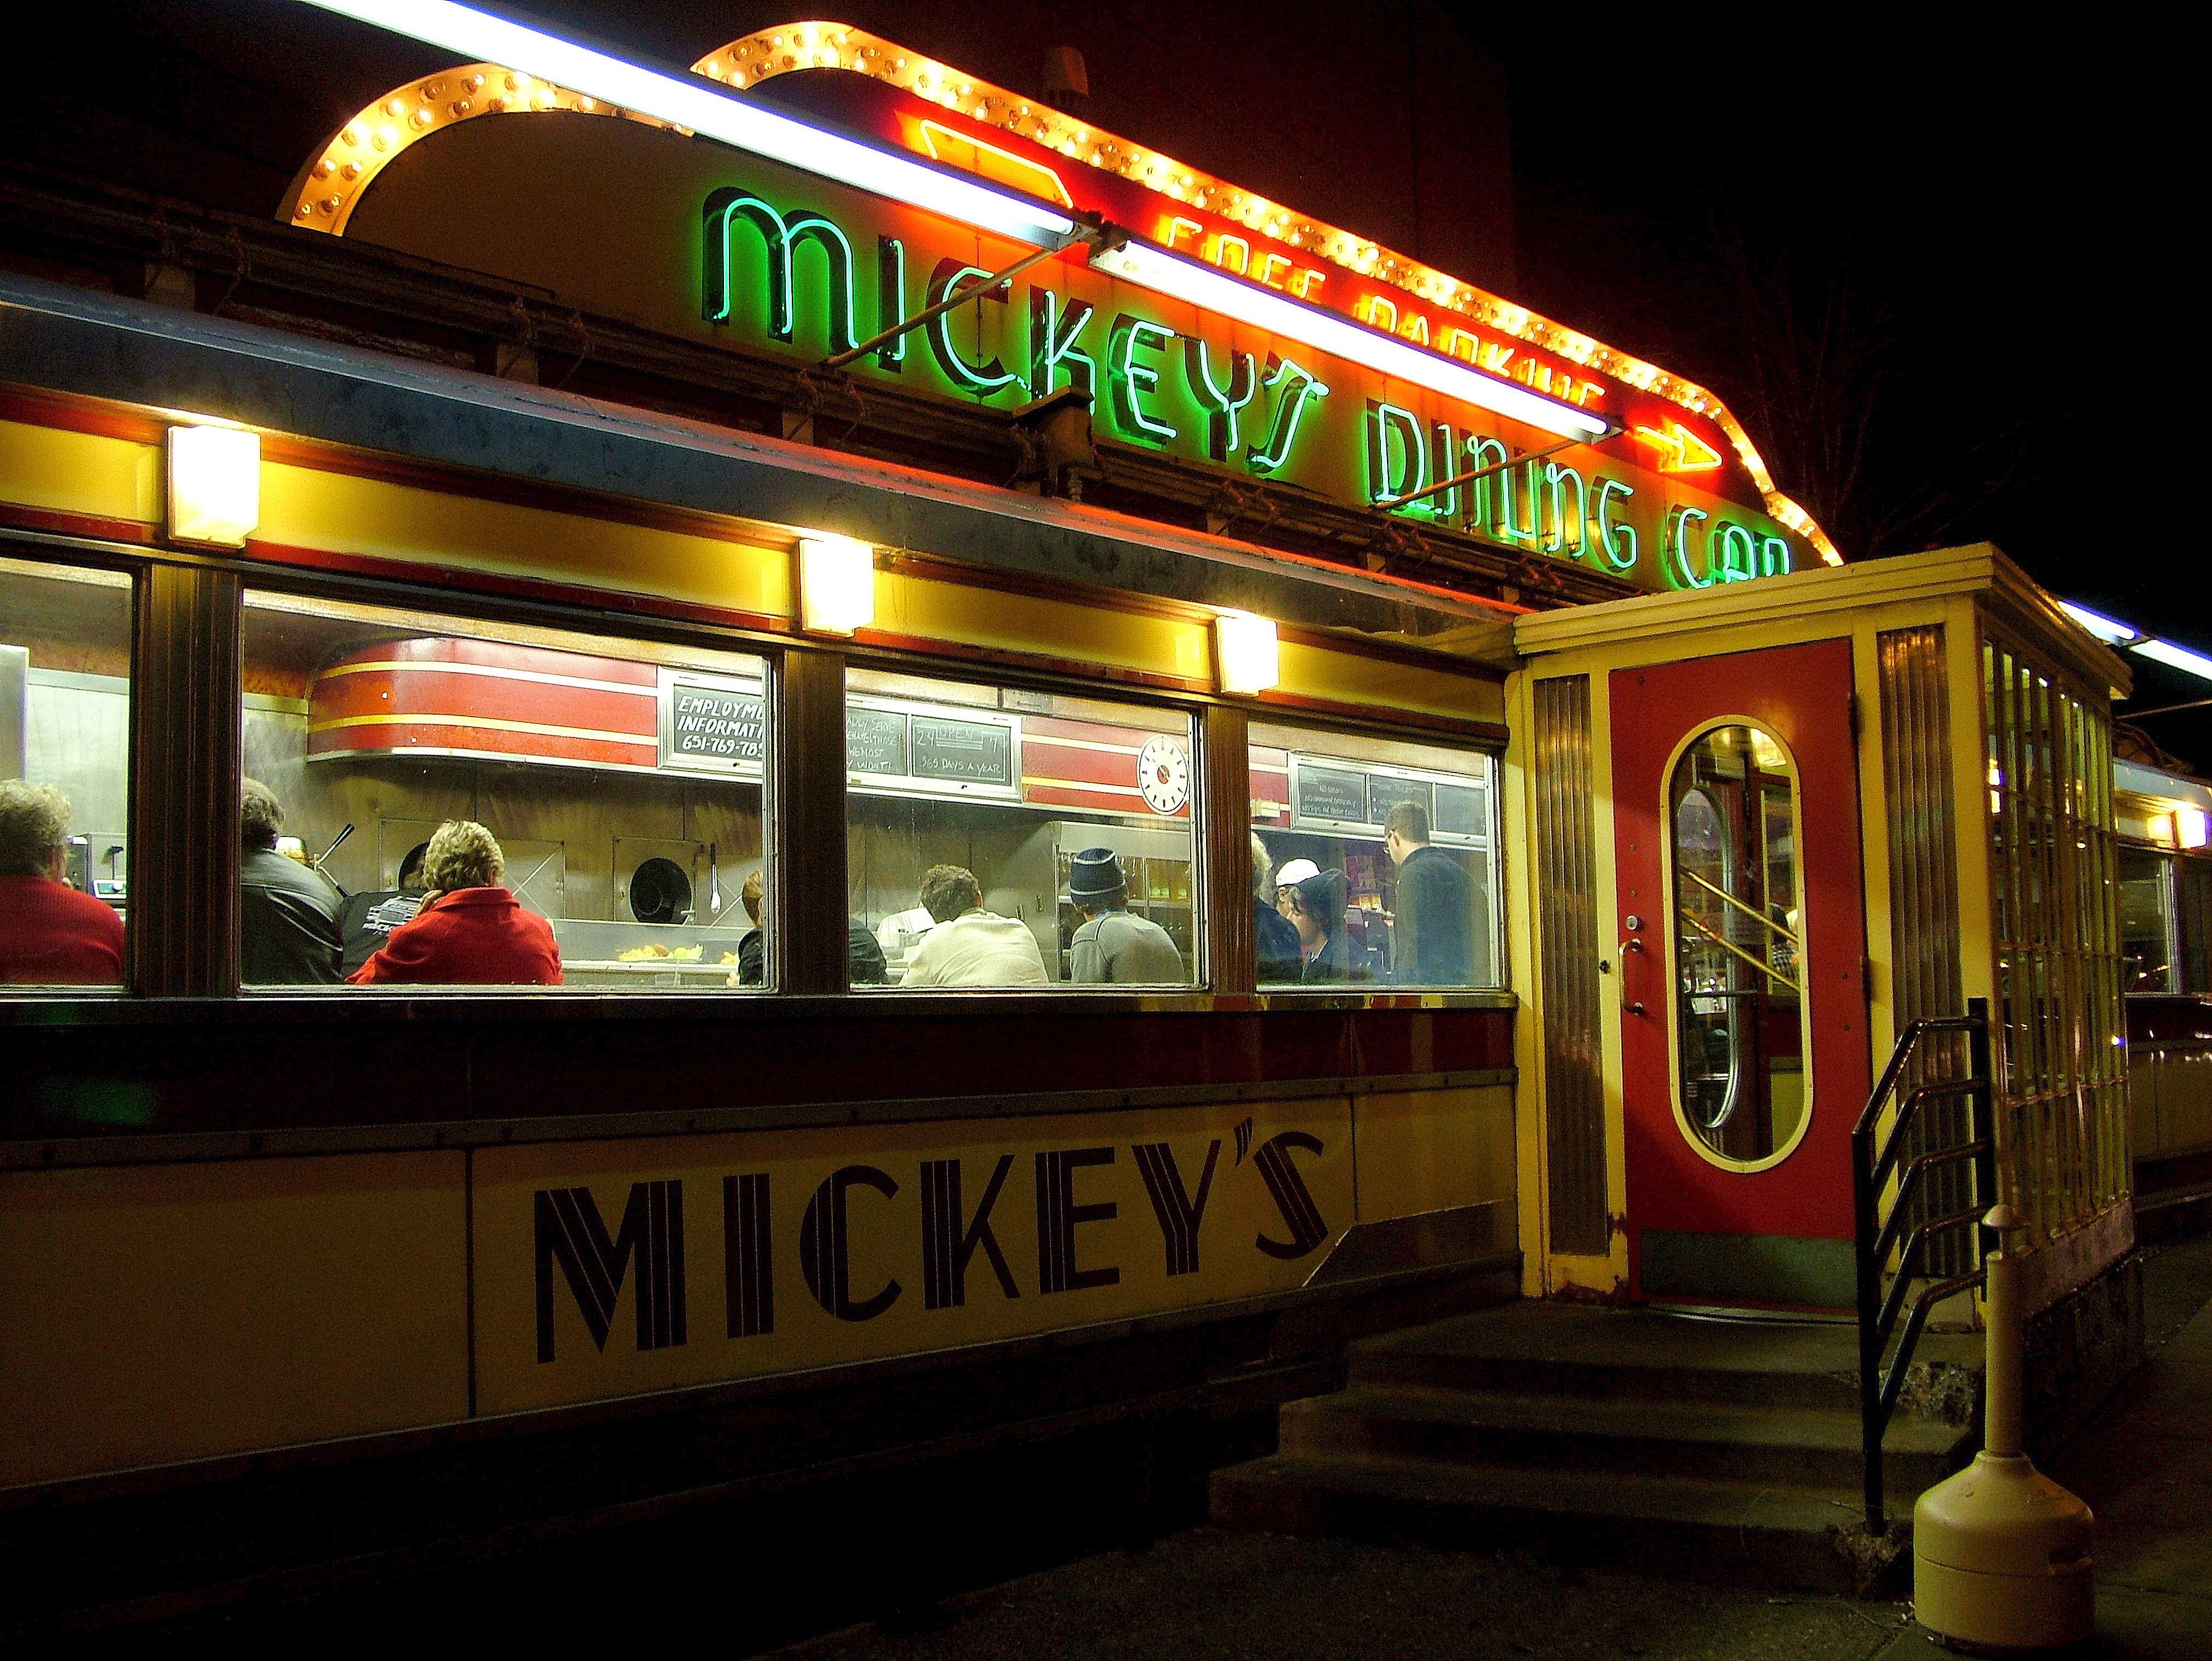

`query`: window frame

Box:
[1657,714,1816,1176]
[1249,713,1505,993]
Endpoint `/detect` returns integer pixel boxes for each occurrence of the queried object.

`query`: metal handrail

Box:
[1675,906,1802,995]
[1681,866,1803,947]
[1852,997,1994,1526]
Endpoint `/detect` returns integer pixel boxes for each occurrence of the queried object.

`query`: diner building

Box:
[0,8,2147,1617]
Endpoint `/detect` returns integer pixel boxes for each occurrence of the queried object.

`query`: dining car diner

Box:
[0,3,2166,1624]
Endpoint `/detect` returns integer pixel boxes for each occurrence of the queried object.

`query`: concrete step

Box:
[1349,1303,1982,1424]
[1210,1450,1885,1594]
[1280,1383,1970,1495]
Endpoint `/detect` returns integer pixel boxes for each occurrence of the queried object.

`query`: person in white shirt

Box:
[899,865,1049,988]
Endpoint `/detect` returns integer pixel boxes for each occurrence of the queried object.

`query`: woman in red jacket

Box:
[348,820,562,986]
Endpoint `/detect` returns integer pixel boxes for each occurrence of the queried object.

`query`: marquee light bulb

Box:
[1091,240,1610,442]
[293,1,1079,249]
[2180,808,2210,851]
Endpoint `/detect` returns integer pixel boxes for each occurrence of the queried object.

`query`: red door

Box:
[1610,639,1869,1309]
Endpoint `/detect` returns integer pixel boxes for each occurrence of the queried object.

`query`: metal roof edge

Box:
[0,270,1516,651]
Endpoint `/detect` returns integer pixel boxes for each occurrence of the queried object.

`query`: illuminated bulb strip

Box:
[292,1,1077,248]
[1094,241,1607,441]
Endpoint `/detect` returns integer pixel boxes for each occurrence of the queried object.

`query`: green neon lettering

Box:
[1504,460,1542,544]
[1246,355,1327,476]
[1592,478,1638,571]
[1181,338,1259,462]
[1668,506,1714,588]
[1761,534,1792,576]
[1365,400,1429,508]
[1425,423,1460,520]
[1714,522,1760,582]
[926,259,1019,394]
[1107,315,1178,442]
[1543,462,1587,556]
[876,237,907,371]
[1464,434,1509,538]
[700,190,856,354]
[1028,288,1096,400]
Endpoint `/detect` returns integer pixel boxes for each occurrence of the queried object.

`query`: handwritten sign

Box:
[910,716,1014,787]
[668,683,765,767]
[846,705,909,776]
[1366,774,1433,832]
[1295,765,1369,827]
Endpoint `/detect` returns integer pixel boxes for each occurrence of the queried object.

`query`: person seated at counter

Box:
[1068,847,1184,985]
[336,841,429,979]
[1273,857,1320,924]
[0,780,124,985]
[1252,834,1304,984]
[737,867,766,986]
[898,864,1048,988]
[348,820,562,986]
[241,777,344,985]
[1286,866,1364,984]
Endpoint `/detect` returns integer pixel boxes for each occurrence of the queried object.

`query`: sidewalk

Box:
[767,1235,2212,1661]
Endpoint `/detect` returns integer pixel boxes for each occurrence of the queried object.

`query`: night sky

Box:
[17,3,2194,761]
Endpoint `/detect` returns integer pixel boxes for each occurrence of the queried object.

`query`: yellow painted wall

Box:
[1354,1086,1514,1222]
[0,420,158,525]
[0,1153,469,1487]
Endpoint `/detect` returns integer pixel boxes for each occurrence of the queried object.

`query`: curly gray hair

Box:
[241,777,284,850]
[424,820,505,891]
[0,780,70,876]
[918,864,981,924]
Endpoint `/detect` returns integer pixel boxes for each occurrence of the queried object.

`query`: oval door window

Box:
[1668,723,1810,1167]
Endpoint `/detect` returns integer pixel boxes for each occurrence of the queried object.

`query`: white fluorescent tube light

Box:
[2133,638,2212,683]
[2060,601,2140,645]
[1092,240,1611,441]
[295,1,1079,248]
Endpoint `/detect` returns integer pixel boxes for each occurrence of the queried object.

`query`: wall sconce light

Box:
[166,425,261,548]
[2179,807,2208,850]
[798,535,876,635]
[1215,610,1279,696]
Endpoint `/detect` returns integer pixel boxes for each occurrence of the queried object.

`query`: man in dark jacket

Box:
[240,777,344,984]
[1383,800,1488,986]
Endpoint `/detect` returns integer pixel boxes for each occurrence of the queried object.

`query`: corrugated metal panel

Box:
[1878,625,1972,1273]
[1532,674,1608,1253]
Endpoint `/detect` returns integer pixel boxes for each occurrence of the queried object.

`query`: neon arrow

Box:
[1632,420,1723,473]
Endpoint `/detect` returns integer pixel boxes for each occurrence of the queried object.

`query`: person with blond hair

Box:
[0,780,123,984]
[348,820,561,985]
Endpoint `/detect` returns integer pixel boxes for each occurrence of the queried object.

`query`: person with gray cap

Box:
[1068,846,1185,985]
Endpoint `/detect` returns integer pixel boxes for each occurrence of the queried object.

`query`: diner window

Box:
[2180,859,2212,994]
[2119,845,2175,993]
[240,589,768,989]
[846,670,1197,988]
[1668,723,1808,1164]
[1250,722,1497,988]
[0,555,133,989]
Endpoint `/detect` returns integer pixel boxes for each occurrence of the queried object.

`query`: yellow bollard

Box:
[1913,1205,2095,1652]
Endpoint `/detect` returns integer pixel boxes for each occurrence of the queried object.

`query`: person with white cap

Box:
[1272,857,1320,924]
[1068,846,1184,984]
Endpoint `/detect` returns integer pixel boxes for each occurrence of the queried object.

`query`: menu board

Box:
[911,716,1014,787]
[845,705,908,776]
[1367,774,1433,830]
[667,682,764,767]
[1295,764,1369,827]
[1436,781,1484,840]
